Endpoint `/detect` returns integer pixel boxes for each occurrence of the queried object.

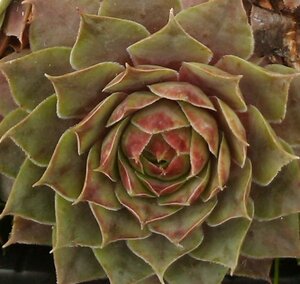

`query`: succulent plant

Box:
[1,0,300,283]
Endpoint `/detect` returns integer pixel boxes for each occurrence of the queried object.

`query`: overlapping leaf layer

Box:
[1,0,300,284]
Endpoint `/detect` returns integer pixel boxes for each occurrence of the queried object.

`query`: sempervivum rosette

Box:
[1,0,300,283]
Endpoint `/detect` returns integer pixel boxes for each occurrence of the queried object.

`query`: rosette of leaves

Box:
[1,0,300,283]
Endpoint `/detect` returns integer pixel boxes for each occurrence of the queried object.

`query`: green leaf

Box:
[27,0,100,50]
[127,229,203,282]
[103,64,178,94]
[165,255,228,284]
[1,47,72,111]
[94,241,153,284]
[179,62,246,112]
[7,95,76,167]
[54,246,106,284]
[54,194,102,249]
[3,216,52,247]
[191,202,253,271]
[245,106,298,186]
[48,62,124,118]
[176,0,254,61]
[35,130,87,201]
[0,159,55,224]
[70,14,150,69]
[91,204,151,247]
[127,12,212,69]
[216,55,294,122]
[99,0,182,33]
[242,214,300,258]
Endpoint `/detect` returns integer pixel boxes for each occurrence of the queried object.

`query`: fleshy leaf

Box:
[48,62,124,118]
[0,159,55,224]
[0,108,27,177]
[76,143,122,210]
[132,100,189,134]
[165,255,228,284]
[107,91,160,127]
[245,106,298,186]
[96,118,129,181]
[149,197,216,245]
[207,159,252,225]
[26,0,100,50]
[216,55,294,122]
[162,128,191,155]
[176,0,254,61]
[179,62,246,112]
[136,275,161,284]
[35,130,87,201]
[70,14,150,69]
[99,0,182,33]
[118,149,154,197]
[93,241,153,284]
[128,12,212,69]
[191,203,254,271]
[213,97,247,167]
[158,163,210,206]
[115,183,180,227]
[73,92,126,154]
[180,102,219,156]
[1,47,72,111]
[148,82,215,110]
[233,256,272,283]
[127,229,203,282]
[189,130,209,176]
[242,214,300,258]
[103,64,178,94]
[91,204,151,247]
[7,95,76,167]
[266,65,300,146]
[54,246,106,284]
[55,194,102,249]
[4,217,52,247]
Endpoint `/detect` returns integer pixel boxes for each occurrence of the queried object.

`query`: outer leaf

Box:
[70,14,150,69]
[0,159,55,224]
[165,255,228,284]
[73,92,126,154]
[3,217,52,247]
[54,194,102,249]
[26,0,100,50]
[35,130,87,201]
[179,62,246,112]
[233,256,272,283]
[128,229,204,282]
[266,64,300,146]
[245,106,298,185]
[0,108,27,177]
[103,64,178,94]
[1,47,72,111]
[54,246,106,284]
[207,159,252,225]
[93,241,153,284]
[242,214,300,258]
[7,95,76,166]
[190,202,254,271]
[148,197,217,245]
[128,13,212,69]
[252,142,300,220]
[76,143,122,210]
[99,0,182,33]
[48,62,124,118]
[91,204,151,247]
[176,0,254,61]
[216,55,294,122]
